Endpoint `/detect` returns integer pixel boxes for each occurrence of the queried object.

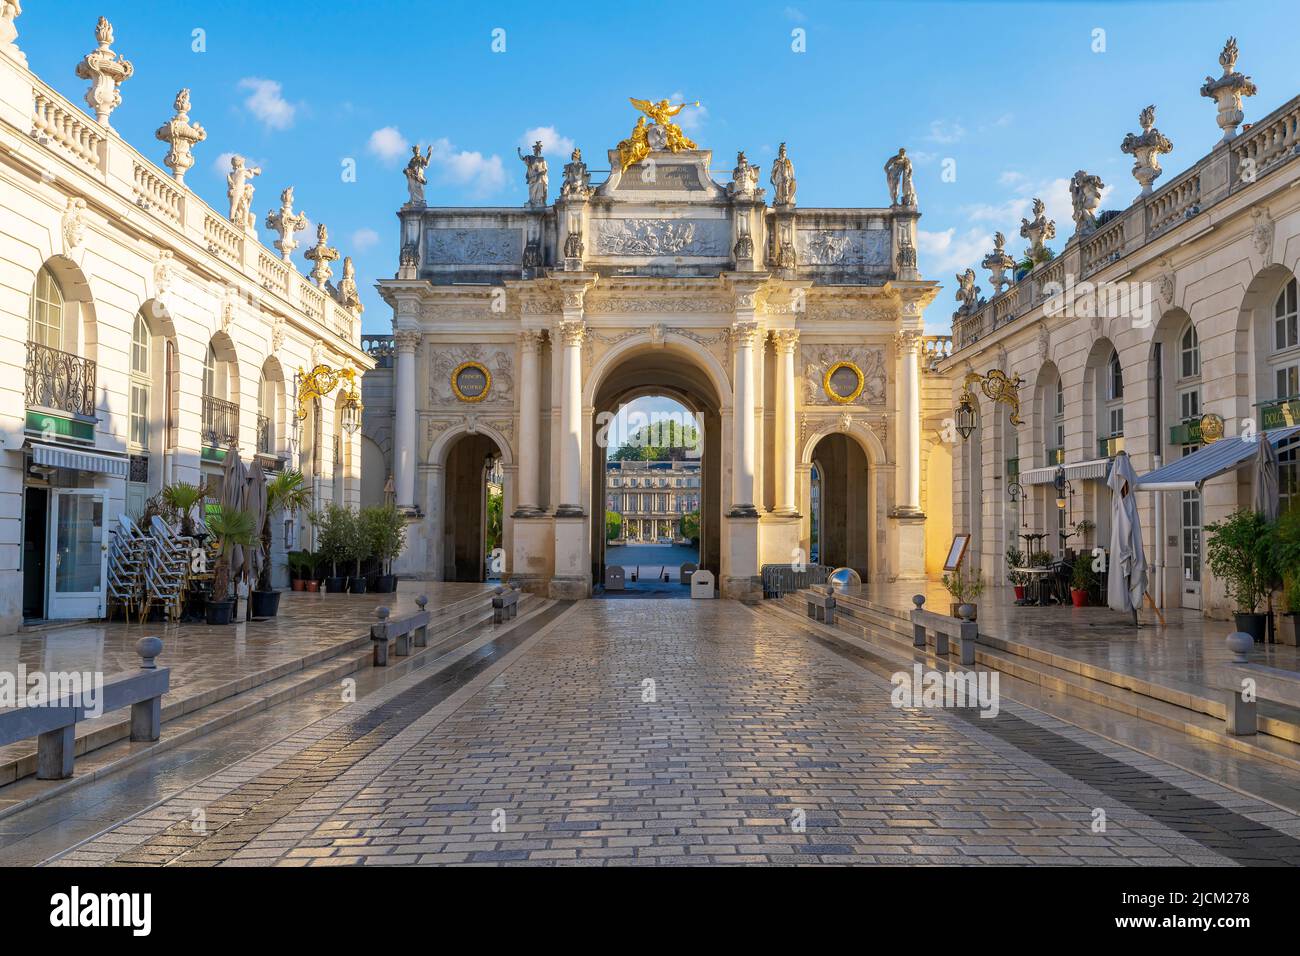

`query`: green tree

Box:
[606,510,623,541]
[680,509,700,545]
[486,490,503,554]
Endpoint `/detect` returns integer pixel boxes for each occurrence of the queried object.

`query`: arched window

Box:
[258,373,275,455]
[29,267,64,349]
[129,313,151,449]
[1105,350,1124,442]
[1276,277,1299,353]
[203,343,217,399]
[1179,323,1200,380]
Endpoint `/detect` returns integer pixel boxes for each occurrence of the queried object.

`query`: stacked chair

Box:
[106,513,148,621]
[141,515,191,623]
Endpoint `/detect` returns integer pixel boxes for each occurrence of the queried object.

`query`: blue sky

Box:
[17,1,1295,334]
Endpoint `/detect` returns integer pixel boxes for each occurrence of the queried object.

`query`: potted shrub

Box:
[252,469,312,617]
[205,506,257,625]
[311,505,351,593]
[303,551,321,592]
[1074,519,1096,549]
[1273,508,1300,646]
[941,566,985,618]
[362,504,406,594]
[1005,546,1028,602]
[1069,558,1096,608]
[161,480,207,538]
[286,550,310,591]
[1205,509,1276,643]
[342,507,368,594]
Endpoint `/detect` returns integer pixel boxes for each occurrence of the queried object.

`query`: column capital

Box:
[556,319,587,347]
[894,328,923,353]
[518,328,547,352]
[393,329,422,353]
[730,320,762,349]
[770,328,800,353]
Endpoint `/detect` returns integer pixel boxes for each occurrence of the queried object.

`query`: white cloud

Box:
[367,126,410,164]
[925,119,966,145]
[784,6,806,22]
[998,170,1026,187]
[669,92,707,133]
[352,228,380,252]
[918,226,994,277]
[238,77,295,130]
[518,126,574,159]
[428,137,506,197]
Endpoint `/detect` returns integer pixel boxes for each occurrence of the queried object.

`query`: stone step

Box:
[0,588,521,808]
[774,590,1300,775]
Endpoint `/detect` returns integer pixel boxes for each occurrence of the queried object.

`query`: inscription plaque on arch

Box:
[451,361,491,402]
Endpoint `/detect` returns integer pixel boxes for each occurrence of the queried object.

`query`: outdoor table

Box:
[1015,566,1052,607]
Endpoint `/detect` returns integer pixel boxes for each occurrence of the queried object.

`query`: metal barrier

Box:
[760,563,833,599]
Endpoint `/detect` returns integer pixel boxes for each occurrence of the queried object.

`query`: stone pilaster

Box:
[513,329,546,517]
[392,328,421,513]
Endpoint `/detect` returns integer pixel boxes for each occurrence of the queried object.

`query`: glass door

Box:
[47,490,107,620]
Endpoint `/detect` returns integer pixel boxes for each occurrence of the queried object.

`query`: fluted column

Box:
[555,318,586,517]
[393,329,420,512]
[513,329,545,516]
[895,329,923,514]
[729,320,761,517]
[771,329,800,515]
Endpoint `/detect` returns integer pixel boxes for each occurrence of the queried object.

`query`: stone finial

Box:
[1225,631,1252,663]
[264,186,308,263]
[1068,170,1105,238]
[227,155,261,235]
[958,604,975,622]
[75,16,133,127]
[1200,37,1257,143]
[912,594,926,609]
[375,606,391,621]
[981,231,1016,294]
[1120,105,1173,198]
[155,88,207,185]
[416,595,428,611]
[1019,197,1056,262]
[303,222,339,288]
[333,256,364,314]
[0,1,26,67]
[136,636,163,669]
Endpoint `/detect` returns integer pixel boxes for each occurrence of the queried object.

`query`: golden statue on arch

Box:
[617,97,701,171]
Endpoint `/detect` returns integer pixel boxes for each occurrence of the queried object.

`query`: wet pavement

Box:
[38,598,1300,866]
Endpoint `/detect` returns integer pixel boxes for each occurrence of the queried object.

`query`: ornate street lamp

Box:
[1053,465,1070,511]
[955,389,977,440]
[1007,479,1024,503]
[296,363,363,434]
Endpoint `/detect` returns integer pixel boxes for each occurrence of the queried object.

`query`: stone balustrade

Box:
[951,91,1300,351]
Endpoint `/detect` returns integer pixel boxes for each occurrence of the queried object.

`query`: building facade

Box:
[363,104,952,599]
[942,39,1300,617]
[0,13,372,632]
[606,459,702,543]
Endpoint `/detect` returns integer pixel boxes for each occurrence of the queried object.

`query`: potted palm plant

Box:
[161,481,206,537]
[1205,509,1277,643]
[1069,558,1096,608]
[303,551,321,592]
[286,550,309,591]
[206,506,257,625]
[1006,547,1028,602]
[362,505,406,593]
[252,469,312,618]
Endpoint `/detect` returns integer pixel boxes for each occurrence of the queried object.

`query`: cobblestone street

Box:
[44,600,1300,867]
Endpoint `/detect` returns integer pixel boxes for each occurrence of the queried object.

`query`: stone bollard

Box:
[912,595,926,648]
[956,605,978,665]
[136,636,163,669]
[371,607,391,666]
[414,595,429,648]
[1224,631,1257,735]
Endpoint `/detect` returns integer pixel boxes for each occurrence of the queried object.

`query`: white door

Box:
[47,489,107,620]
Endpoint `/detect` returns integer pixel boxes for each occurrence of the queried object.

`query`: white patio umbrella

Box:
[1107,450,1148,620]
[1252,435,1280,523]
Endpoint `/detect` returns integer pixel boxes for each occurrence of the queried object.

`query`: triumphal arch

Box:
[372,100,942,600]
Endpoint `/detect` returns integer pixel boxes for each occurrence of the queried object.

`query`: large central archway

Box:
[587,338,727,590]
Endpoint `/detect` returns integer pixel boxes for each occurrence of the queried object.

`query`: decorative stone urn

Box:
[1200,37,1257,143]
[1120,105,1174,198]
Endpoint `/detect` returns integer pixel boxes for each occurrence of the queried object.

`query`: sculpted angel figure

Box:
[226,154,261,232]
[404,144,432,205]
[627,97,699,154]
[617,116,650,171]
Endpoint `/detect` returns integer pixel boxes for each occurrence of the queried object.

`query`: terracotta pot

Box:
[305,580,320,593]
[291,579,305,592]
[1070,588,1087,608]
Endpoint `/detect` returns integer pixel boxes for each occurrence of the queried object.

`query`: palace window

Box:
[1106,350,1124,439]
[29,267,64,348]
[1275,277,1298,352]
[129,313,151,449]
[1179,323,1200,380]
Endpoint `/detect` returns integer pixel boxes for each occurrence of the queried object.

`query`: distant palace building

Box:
[606,460,702,543]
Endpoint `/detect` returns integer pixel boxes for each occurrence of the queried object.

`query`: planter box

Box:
[250,590,281,618]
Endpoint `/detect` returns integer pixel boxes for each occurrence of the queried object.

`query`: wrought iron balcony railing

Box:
[256,413,274,455]
[26,340,96,418]
[201,395,239,448]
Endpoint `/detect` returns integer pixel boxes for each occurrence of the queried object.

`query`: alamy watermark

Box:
[890,663,1000,718]
[0,667,104,718]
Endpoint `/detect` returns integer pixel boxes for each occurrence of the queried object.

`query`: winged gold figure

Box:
[617,97,700,171]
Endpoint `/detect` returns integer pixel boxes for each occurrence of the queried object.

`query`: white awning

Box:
[1021,457,1112,486]
[1136,426,1300,492]
[30,442,128,478]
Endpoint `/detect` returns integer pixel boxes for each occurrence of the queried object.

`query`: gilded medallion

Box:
[823,361,865,404]
[451,361,491,403]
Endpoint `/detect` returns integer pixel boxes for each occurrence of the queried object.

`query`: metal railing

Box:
[362,334,393,368]
[201,396,239,448]
[761,563,833,599]
[26,340,96,418]
[256,413,273,455]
